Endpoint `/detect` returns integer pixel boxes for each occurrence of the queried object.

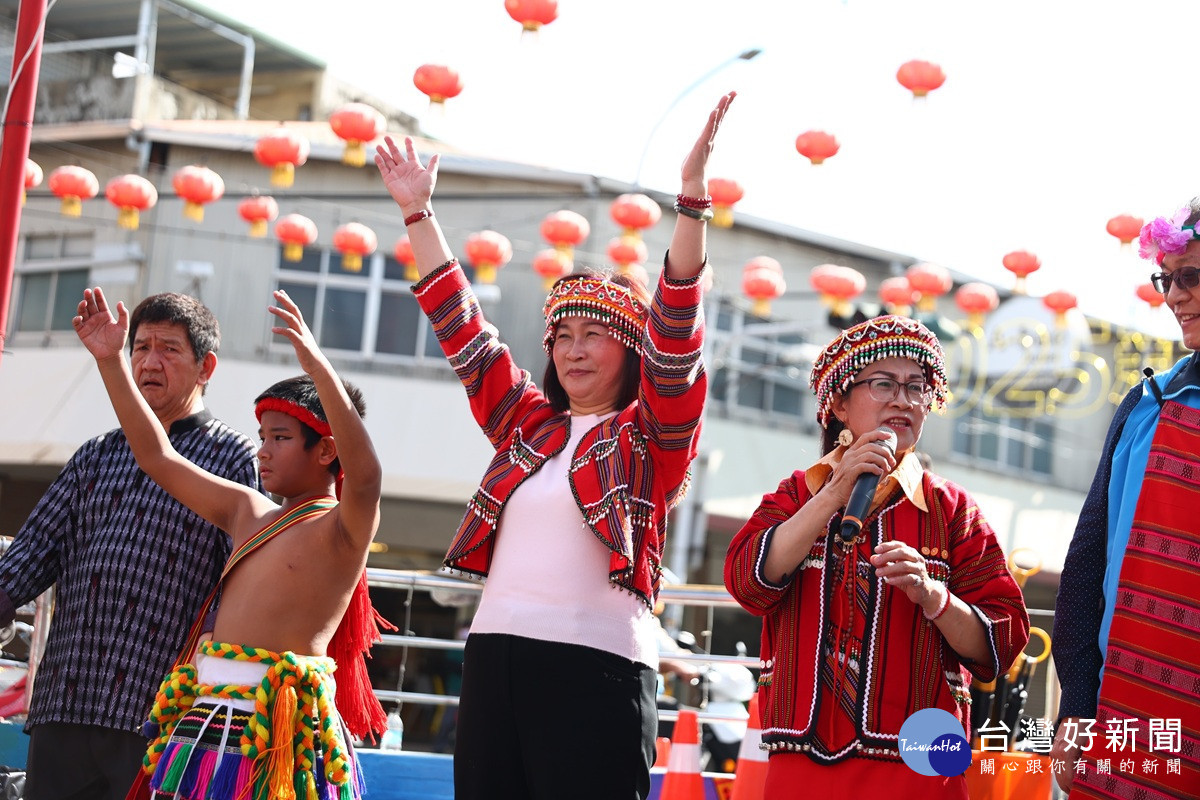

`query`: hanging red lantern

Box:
[707,178,744,228]
[532,249,571,289]
[1136,282,1165,309]
[464,230,512,284]
[23,158,42,205]
[414,64,463,105]
[896,60,946,98]
[610,193,661,240]
[810,264,865,317]
[540,210,590,260]
[393,236,418,281]
[1002,250,1041,294]
[795,130,840,165]
[333,222,378,272]
[171,165,224,223]
[254,127,310,188]
[238,195,278,238]
[329,103,386,167]
[275,214,318,262]
[607,236,649,270]
[879,276,918,314]
[742,258,786,317]
[906,262,952,311]
[955,282,999,330]
[505,0,558,32]
[1106,214,1144,248]
[1043,290,1078,328]
[105,174,157,230]
[47,165,99,217]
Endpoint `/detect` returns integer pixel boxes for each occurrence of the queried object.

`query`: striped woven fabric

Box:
[1074,399,1200,799]
[412,257,706,607]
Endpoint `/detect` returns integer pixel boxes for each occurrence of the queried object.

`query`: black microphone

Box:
[839,426,898,543]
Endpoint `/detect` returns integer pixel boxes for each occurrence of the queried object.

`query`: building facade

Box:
[3,0,1188,734]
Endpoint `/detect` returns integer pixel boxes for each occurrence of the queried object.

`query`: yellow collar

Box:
[804,447,928,513]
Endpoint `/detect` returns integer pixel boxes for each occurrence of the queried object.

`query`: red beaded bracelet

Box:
[923,587,951,621]
[676,193,713,209]
[404,209,434,226]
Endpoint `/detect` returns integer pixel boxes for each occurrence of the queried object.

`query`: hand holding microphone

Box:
[839,427,898,543]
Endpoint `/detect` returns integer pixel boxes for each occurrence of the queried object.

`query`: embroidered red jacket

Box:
[724,469,1029,761]
[413,260,706,607]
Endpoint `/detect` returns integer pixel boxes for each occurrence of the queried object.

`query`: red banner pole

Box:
[0,0,48,367]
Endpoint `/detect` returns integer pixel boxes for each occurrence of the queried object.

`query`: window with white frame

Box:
[12,233,93,334]
[273,246,444,362]
[706,298,812,428]
[951,404,1054,475]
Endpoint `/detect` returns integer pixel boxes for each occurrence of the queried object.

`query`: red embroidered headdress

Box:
[542,275,648,355]
[809,315,948,428]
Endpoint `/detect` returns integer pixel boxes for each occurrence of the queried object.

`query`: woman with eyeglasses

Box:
[725,315,1030,799]
[1050,199,1200,798]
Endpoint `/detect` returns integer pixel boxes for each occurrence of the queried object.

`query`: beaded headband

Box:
[809,314,949,428]
[255,396,331,437]
[542,276,648,355]
[1139,206,1200,265]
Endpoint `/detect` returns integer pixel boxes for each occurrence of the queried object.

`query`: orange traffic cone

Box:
[660,709,704,800]
[731,694,768,800]
[654,736,672,768]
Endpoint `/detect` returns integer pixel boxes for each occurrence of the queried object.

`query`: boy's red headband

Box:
[255,397,331,437]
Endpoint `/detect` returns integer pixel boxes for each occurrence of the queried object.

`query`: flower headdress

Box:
[809,315,949,428]
[1138,206,1199,264]
[542,274,648,355]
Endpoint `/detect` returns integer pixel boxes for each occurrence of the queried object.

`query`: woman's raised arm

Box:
[666,91,736,280]
[375,135,455,278]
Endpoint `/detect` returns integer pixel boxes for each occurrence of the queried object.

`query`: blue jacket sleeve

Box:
[1052,385,1139,722]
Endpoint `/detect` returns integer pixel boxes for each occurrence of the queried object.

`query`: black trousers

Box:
[454,633,657,800]
[25,722,147,800]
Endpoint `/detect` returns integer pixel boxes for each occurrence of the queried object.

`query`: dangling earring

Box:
[836,428,853,447]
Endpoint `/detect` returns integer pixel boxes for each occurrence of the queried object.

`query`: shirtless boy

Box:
[74,286,383,800]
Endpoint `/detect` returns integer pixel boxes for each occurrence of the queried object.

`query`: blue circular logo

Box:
[897,708,971,777]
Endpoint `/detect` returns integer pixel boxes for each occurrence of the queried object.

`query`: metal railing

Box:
[5,562,1060,734]
[365,568,760,723]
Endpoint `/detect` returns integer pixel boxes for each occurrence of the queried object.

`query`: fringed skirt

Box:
[148,651,364,800]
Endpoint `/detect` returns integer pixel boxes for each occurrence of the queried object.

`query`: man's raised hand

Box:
[73,287,129,362]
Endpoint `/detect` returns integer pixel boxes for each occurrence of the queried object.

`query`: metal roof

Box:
[1,0,323,79]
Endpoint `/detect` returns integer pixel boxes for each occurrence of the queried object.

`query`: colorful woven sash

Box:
[1074,399,1200,799]
[143,641,360,800]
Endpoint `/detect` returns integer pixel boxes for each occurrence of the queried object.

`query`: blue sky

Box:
[196,0,1197,338]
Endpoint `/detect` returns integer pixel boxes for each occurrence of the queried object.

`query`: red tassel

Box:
[328,570,397,740]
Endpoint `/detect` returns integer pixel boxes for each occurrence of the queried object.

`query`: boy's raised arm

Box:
[269,290,381,549]
[73,287,258,534]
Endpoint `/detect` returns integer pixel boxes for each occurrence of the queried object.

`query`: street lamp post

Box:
[631,47,762,190]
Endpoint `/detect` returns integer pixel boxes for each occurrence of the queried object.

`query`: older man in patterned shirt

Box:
[0,293,259,799]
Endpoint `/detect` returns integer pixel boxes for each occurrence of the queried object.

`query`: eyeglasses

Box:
[1150,266,1200,294]
[849,377,934,406]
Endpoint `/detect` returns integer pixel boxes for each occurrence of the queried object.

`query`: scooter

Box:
[660,633,756,773]
[697,648,756,773]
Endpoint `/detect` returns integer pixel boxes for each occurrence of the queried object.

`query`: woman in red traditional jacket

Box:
[374,92,734,800]
[725,315,1030,798]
